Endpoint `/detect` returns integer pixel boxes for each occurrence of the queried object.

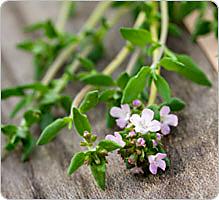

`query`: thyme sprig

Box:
[1,1,215,191]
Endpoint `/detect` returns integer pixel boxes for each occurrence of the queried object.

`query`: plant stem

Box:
[57,8,129,94]
[42,1,112,85]
[148,0,168,105]
[71,11,146,109]
[56,1,73,32]
[126,48,141,75]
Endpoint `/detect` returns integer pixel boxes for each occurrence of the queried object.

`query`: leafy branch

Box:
[1,1,214,191]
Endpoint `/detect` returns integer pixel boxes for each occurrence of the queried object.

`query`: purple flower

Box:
[136,138,146,147]
[156,133,162,140]
[160,106,178,135]
[110,104,131,128]
[130,108,161,134]
[148,153,167,175]
[132,99,141,107]
[152,139,158,148]
[128,131,136,137]
[105,132,126,147]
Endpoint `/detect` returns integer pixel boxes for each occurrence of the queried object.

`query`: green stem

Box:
[71,11,146,111]
[42,1,112,85]
[56,1,73,32]
[148,0,169,105]
[126,48,141,75]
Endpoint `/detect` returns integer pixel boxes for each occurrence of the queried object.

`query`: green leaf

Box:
[90,159,106,190]
[98,140,121,152]
[24,22,45,32]
[9,96,33,118]
[5,135,20,151]
[80,73,115,86]
[121,66,151,103]
[16,40,35,52]
[160,55,211,86]
[176,55,212,86]
[79,90,99,113]
[120,28,152,46]
[192,19,212,41]
[168,23,182,37]
[67,152,86,175]
[106,109,115,128]
[161,97,186,111]
[59,96,72,114]
[160,57,185,71]
[176,2,207,21]
[99,89,116,102]
[39,112,54,130]
[146,42,161,56]
[21,134,36,162]
[16,127,28,138]
[78,56,94,71]
[44,20,58,38]
[24,109,41,127]
[2,82,48,99]
[88,43,104,62]
[73,107,91,136]
[116,72,130,89]
[154,75,171,101]
[37,117,71,145]
[1,124,17,136]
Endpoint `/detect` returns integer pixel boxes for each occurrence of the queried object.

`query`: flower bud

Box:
[132,99,141,107]
[99,149,108,156]
[91,135,97,142]
[128,131,136,137]
[80,141,88,147]
[136,138,146,147]
[156,133,162,140]
[83,131,91,140]
[136,149,142,155]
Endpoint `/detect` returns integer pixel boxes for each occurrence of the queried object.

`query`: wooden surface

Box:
[1,2,218,199]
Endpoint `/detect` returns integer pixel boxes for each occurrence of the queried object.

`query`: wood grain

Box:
[1,2,218,199]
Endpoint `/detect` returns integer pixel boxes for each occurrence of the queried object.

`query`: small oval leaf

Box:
[121,66,151,104]
[73,107,91,136]
[37,117,71,145]
[67,152,86,175]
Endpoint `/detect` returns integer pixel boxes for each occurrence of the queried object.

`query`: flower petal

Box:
[160,106,170,117]
[148,120,161,132]
[130,114,141,126]
[121,104,131,115]
[148,155,155,163]
[110,107,123,118]
[161,123,170,135]
[149,163,158,175]
[105,135,117,143]
[114,132,122,140]
[105,133,125,147]
[157,159,166,171]
[156,153,167,160]
[165,114,178,126]
[142,108,154,122]
[116,118,127,128]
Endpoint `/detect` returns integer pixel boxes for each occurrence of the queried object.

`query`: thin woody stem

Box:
[56,1,73,32]
[71,11,146,110]
[42,1,112,85]
[126,48,141,75]
[148,0,169,105]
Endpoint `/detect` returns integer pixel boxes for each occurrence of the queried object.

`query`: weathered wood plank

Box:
[1,2,218,199]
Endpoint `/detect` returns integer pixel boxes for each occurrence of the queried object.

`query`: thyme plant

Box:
[1,1,215,190]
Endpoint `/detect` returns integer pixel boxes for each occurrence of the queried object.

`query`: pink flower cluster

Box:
[105,101,178,175]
